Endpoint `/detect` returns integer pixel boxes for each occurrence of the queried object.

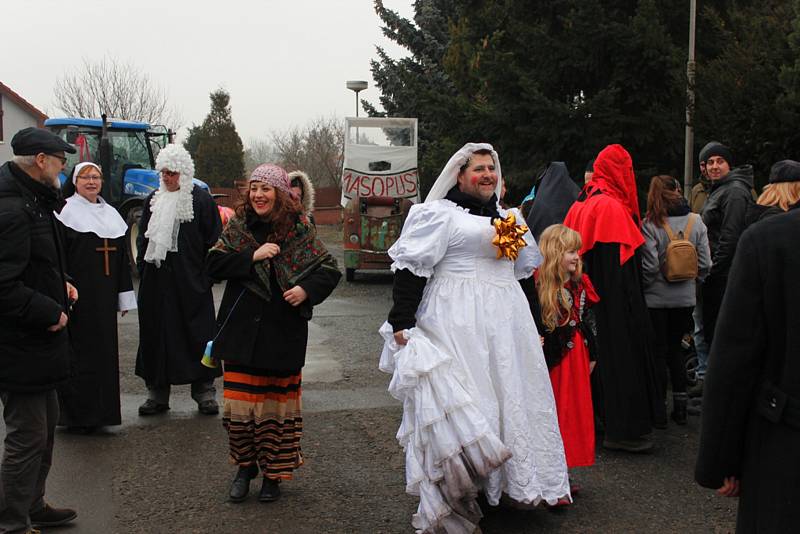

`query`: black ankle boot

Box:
[229,464,259,502]
[258,477,281,502]
[671,396,688,425]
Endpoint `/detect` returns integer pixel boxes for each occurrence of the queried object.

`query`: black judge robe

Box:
[57,225,133,427]
[135,186,222,387]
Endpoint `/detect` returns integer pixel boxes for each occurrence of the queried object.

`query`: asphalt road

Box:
[5,225,738,533]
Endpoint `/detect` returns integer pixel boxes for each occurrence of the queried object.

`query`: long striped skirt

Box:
[222,363,303,480]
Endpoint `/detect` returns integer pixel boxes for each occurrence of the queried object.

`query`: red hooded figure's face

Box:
[590,144,640,222]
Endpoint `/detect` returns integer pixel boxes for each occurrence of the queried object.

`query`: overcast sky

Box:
[2,0,414,145]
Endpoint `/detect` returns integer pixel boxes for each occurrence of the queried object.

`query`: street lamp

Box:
[683,0,697,199]
[346,80,368,117]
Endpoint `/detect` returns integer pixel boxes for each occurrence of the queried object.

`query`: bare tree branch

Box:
[53,56,182,129]
[269,116,344,187]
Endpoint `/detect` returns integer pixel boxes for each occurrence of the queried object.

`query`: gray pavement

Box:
[3,225,738,533]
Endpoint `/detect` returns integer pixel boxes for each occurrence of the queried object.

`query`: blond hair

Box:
[536,224,583,332]
[757,182,800,211]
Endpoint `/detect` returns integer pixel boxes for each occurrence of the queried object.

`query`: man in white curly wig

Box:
[135,144,223,416]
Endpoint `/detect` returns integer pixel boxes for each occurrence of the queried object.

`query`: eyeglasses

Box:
[46,154,68,164]
[161,170,180,177]
[77,174,102,182]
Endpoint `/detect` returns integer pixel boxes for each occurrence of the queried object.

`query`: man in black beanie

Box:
[697,141,754,392]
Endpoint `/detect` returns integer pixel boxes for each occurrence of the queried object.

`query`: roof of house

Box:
[0,81,48,121]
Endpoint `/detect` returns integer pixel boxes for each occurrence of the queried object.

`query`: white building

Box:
[0,82,48,162]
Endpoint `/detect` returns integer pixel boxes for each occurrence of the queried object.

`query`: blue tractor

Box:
[45,115,211,271]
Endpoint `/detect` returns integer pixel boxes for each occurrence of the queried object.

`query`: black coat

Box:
[135,186,222,386]
[744,202,795,227]
[582,243,659,441]
[0,162,70,392]
[695,206,800,532]
[206,218,341,371]
[701,165,755,280]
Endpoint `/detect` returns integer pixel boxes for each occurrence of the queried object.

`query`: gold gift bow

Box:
[492,213,529,260]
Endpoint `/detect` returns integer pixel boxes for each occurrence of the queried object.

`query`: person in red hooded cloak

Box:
[563,144,660,452]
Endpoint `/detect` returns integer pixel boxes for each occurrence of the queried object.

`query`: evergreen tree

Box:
[366,0,468,194]
[183,124,202,160]
[693,0,800,187]
[194,89,245,187]
[369,0,800,201]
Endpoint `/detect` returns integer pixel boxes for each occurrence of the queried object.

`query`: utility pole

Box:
[683,0,697,199]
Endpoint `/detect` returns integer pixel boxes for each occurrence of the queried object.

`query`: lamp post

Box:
[683,0,697,199]
[346,80,368,117]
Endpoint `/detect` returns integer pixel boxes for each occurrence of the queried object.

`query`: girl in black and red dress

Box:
[534,224,599,475]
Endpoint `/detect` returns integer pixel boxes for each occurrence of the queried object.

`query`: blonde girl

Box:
[534,224,599,473]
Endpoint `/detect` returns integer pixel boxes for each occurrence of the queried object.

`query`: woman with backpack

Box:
[641,175,711,425]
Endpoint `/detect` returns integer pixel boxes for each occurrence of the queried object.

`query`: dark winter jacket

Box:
[695,205,800,532]
[0,162,71,392]
[206,216,341,371]
[744,202,794,227]
[701,165,754,279]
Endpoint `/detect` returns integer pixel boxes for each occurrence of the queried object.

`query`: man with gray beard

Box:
[0,128,78,533]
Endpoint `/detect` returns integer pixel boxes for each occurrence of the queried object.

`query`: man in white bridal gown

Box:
[379,143,570,534]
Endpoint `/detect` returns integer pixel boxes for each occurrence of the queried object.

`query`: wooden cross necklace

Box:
[96,239,117,276]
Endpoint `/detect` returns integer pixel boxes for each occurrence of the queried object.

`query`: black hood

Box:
[666,197,691,217]
[525,162,580,240]
[711,164,754,191]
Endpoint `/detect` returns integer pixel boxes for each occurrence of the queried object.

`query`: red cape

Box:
[564,145,644,265]
[564,189,644,265]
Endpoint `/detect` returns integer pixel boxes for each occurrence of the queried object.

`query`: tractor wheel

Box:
[345,268,356,282]
[126,206,143,278]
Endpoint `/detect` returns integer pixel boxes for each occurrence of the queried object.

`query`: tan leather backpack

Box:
[662,215,699,282]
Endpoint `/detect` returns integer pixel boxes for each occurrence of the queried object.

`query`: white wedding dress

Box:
[380,199,570,534]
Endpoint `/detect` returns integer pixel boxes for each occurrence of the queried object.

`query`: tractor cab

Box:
[45,116,212,271]
[45,117,189,204]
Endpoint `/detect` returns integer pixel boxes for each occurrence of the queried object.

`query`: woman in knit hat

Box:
[207,164,341,503]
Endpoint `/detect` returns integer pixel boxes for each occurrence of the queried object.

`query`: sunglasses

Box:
[161,170,180,177]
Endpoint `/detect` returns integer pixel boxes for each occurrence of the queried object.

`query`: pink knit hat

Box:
[249,164,293,197]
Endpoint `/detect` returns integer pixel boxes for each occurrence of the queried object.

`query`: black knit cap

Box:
[768,160,800,184]
[11,127,76,156]
[698,141,733,166]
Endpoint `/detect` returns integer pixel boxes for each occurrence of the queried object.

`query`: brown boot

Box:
[30,503,77,528]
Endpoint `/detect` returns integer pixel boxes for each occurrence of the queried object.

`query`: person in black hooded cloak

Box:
[523,162,580,241]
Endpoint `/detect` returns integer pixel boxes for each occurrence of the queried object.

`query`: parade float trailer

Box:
[340,117,419,281]
[45,116,231,271]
